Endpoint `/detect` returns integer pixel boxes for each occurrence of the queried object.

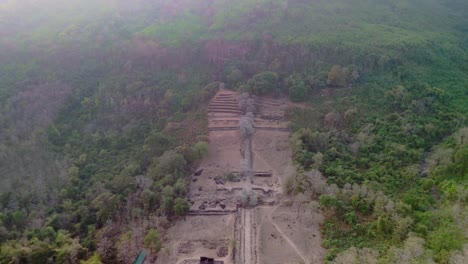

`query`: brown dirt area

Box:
[158,88,325,264]
[156,214,234,264]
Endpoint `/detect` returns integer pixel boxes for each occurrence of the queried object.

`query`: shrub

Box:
[246,71,278,95]
[287,75,308,102]
[144,229,162,254]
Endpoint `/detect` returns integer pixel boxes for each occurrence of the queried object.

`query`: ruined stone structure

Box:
[156,88,324,264]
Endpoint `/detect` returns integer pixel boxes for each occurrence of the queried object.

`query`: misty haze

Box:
[0,1,467,263]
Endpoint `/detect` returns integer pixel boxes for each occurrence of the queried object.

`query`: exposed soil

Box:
[158,88,325,264]
[256,207,303,264]
[156,214,234,264]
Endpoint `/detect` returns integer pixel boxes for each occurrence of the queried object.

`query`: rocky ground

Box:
[156,89,325,264]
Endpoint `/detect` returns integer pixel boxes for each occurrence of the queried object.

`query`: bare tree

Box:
[240,158,250,178]
[387,235,431,264]
[450,244,468,264]
[240,115,255,182]
[240,188,258,207]
[238,93,257,183]
[238,92,250,113]
[238,93,256,114]
[246,112,254,120]
[246,98,256,113]
[240,116,255,140]
[331,247,378,264]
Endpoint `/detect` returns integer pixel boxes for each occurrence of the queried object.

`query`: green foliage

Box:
[402,188,433,212]
[80,253,102,264]
[289,29,467,260]
[327,65,348,87]
[0,0,467,262]
[173,198,189,217]
[320,196,338,208]
[246,71,278,96]
[143,130,172,157]
[224,172,237,182]
[0,230,87,264]
[192,141,209,160]
[149,150,188,181]
[174,179,188,197]
[144,229,162,254]
[427,225,464,262]
[286,75,309,102]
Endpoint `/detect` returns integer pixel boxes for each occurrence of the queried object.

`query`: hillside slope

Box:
[0,0,466,263]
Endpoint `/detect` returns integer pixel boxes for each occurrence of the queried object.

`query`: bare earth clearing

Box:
[156,89,325,264]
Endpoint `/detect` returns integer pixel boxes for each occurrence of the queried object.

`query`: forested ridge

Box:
[0,0,466,263]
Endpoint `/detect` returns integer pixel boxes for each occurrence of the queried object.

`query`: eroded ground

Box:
[158,89,325,264]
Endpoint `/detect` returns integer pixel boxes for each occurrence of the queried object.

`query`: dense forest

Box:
[0,0,466,263]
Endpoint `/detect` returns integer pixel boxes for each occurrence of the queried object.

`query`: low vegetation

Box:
[0,0,466,263]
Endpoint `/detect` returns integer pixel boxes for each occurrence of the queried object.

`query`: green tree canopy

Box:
[174,198,189,217]
[144,229,162,254]
[246,71,278,95]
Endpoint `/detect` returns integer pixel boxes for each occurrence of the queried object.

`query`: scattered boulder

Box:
[178,241,195,254]
[214,177,226,185]
[208,242,218,250]
[217,246,228,257]
[202,241,218,250]
[231,177,241,182]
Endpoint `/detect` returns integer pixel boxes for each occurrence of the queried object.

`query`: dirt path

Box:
[269,206,309,264]
[241,209,255,264]
[252,145,310,264]
[162,89,324,264]
[254,146,309,264]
